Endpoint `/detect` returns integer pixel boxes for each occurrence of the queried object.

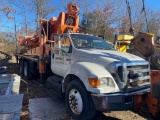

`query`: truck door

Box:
[51,35,72,77]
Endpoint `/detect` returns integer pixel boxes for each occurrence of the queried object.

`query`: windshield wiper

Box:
[93,47,111,50]
[77,46,111,50]
[78,46,96,49]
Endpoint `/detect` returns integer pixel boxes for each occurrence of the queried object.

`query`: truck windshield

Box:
[70,34,113,50]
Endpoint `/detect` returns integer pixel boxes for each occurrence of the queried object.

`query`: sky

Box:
[0,0,159,34]
[145,0,160,10]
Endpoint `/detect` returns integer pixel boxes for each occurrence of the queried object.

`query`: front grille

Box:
[127,65,150,91]
[127,65,148,70]
[116,64,150,92]
[127,65,150,80]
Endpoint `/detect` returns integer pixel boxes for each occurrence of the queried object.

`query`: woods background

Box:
[0,0,159,55]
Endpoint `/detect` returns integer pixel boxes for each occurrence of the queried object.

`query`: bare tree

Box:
[146,10,160,36]
[81,0,123,40]
[118,0,160,36]
[23,0,56,29]
[0,6,13,19]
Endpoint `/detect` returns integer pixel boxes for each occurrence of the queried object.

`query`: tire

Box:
[66,80,96,120]
[19,59,24,76]
[23,60,33,80]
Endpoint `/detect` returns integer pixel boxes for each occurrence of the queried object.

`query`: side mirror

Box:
[114,42,117,50]
[54,35,61,49]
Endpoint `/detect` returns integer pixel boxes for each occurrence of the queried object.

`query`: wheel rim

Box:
[24,62,27,77]
[69,89,83,115]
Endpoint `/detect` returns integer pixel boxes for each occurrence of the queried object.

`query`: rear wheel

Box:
[24,60,33,80]
[66,80,96,120]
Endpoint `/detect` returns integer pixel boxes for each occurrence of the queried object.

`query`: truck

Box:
[14,2,151,120]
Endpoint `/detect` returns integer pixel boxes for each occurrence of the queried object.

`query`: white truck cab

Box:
[49,33,150,119]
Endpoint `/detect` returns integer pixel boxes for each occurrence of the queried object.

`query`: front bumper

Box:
[91,88,150,112]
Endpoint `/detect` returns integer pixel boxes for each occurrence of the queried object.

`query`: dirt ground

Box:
[0,51,153,120]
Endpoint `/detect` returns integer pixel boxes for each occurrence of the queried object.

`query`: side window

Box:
[60,36,72,53]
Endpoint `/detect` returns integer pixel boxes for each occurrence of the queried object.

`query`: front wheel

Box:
[66,80,96,120]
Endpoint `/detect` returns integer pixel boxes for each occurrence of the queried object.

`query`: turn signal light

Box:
[88,78,100,87]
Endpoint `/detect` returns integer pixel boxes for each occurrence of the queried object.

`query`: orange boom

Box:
[16,2,80,80]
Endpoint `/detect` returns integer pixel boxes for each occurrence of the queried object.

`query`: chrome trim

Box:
[126,61,149,66]
[110,62,124,89]
[92,87,150,97]
[110,61,149,71]
[112,61,149,67]
[137,75,150,81]
[122,63,128,89]
[110,60,150,91]
[128,68,150,73]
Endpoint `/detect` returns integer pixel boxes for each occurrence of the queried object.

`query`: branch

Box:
[1,6,13,20]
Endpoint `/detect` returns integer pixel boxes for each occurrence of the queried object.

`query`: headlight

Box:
[88,77,115,88]
[100,77,115,87]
